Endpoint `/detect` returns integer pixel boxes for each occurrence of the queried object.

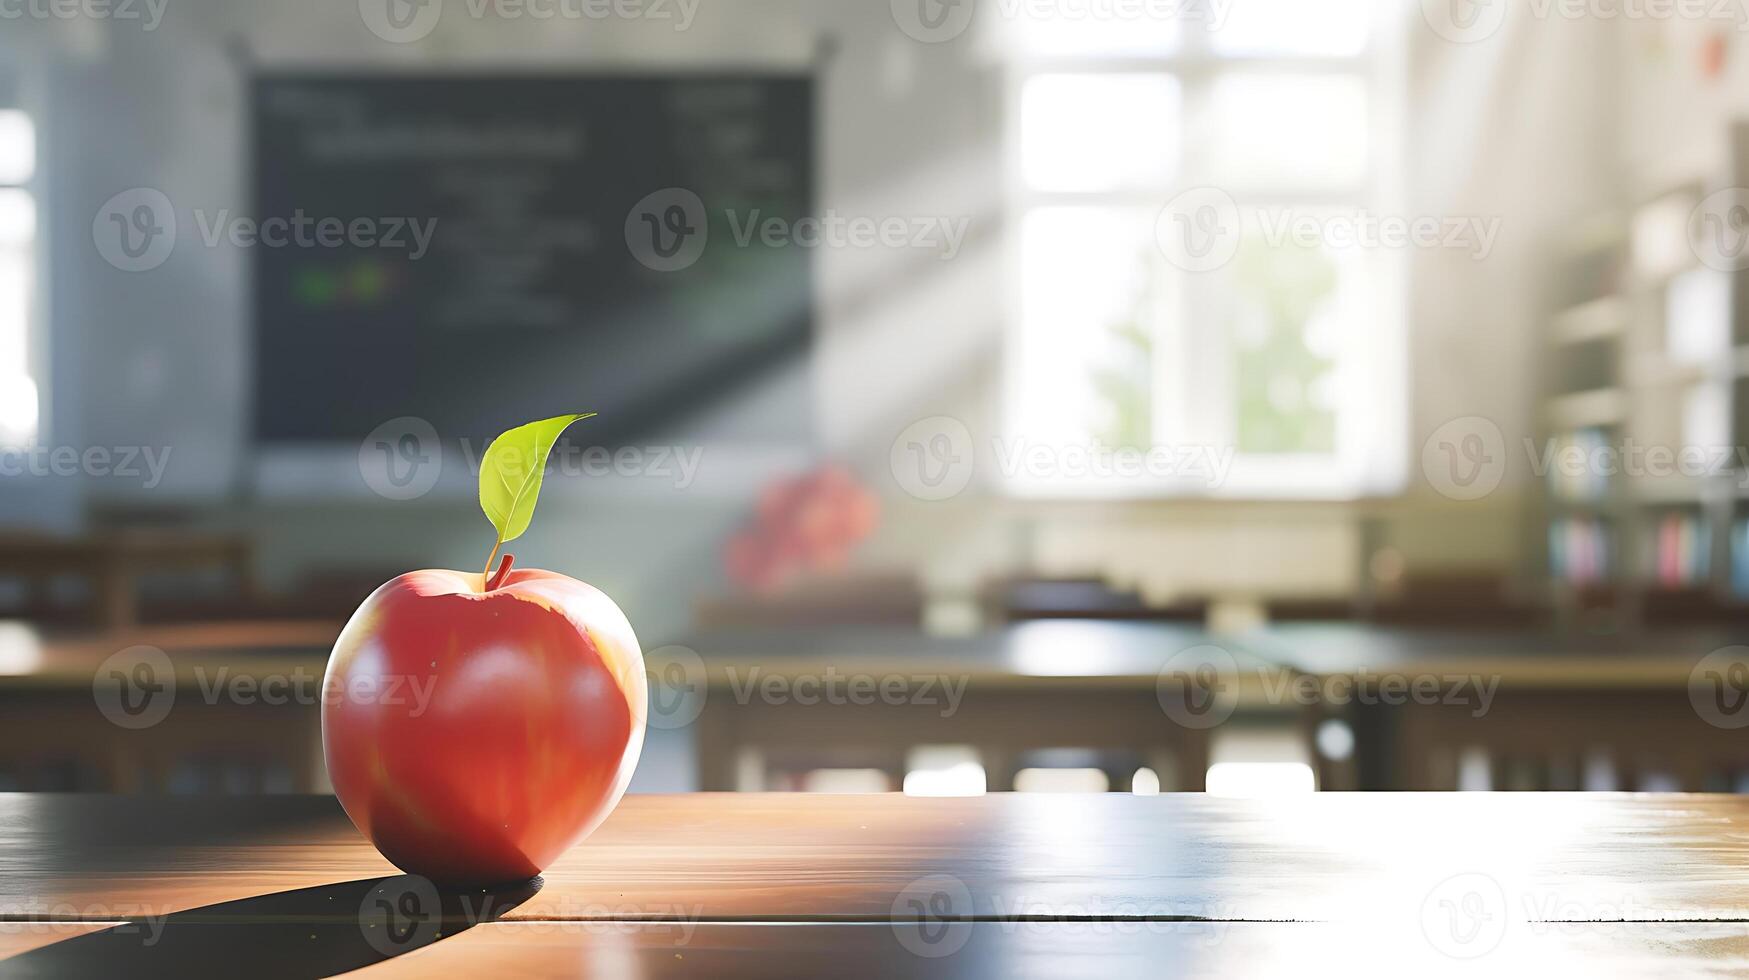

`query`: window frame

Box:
[1001,5,1408,501]
[0,80,38,450]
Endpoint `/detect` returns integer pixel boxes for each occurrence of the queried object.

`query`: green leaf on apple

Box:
[479,413,594,574]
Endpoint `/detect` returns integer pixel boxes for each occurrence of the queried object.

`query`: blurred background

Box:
[1,0,1748,798]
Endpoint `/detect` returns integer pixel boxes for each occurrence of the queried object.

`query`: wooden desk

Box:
[6,616,1748,796]
[668,621,1294,792]
[3,793,1749,976]
[1243,624,1749,791]
[0,531,254,629]
[0,621,340,793]
[1244,623,1749,685]
[0,618,1291,794]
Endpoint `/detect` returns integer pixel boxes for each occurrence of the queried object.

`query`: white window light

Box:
[1005,0,1405,499]
[0,106,33,449]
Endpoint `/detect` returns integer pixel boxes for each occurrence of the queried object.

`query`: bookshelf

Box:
[1539,209,1630,621]
[1539,135,1749,626]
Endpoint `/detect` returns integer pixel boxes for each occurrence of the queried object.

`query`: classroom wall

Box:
[1616,16,1748,195]
[1394,6,1621,578]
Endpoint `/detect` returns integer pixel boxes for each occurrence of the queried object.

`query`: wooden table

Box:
[3,793,1748,976]
[667,621,1294,792]
[0,621,342,793]
[670,621,1749,793]
[0,531,254,629]
[4,618,1746,796]
[1241,624,1749,791]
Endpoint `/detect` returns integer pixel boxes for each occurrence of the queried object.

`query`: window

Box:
[0,105,35,448]
[1005,0,1405,498]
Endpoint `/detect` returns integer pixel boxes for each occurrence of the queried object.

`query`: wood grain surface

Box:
[8,792,1749,975]
[337,921,1749,979]
[7,793,1749,926]
[7,918,1749,978]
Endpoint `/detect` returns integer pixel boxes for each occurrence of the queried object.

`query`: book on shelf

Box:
[1648,510,1711,588]
[1549,516,1612,585]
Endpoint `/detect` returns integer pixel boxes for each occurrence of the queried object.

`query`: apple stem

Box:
[486,552,516,592]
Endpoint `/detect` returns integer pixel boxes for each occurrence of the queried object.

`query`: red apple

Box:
[321,558,646,885]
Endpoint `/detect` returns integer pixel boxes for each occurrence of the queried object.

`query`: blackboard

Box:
[252,74,814,449]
